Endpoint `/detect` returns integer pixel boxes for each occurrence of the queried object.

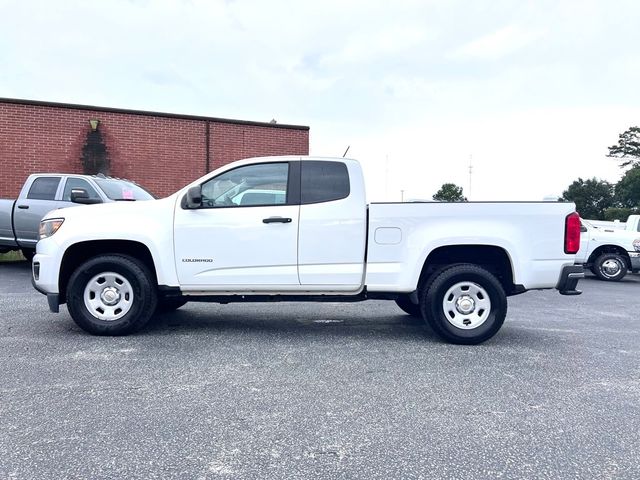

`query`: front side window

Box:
[201,163,289,208]
[62,178,101,202]
[27,177,61,200]
[301,161,350,204]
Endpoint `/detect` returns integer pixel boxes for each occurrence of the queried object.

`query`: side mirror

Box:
[70,188,102,205]
[185,186,202,209]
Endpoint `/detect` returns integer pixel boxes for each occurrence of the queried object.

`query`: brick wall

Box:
[0,99,309,198]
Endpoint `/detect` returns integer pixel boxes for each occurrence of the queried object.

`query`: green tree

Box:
[614,165,640,208]
[560,178,614,220]
[603,207,640,221]
[607,126,640,168]
[433,183,467,202]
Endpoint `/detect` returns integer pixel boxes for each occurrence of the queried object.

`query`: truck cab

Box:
[0,173,153,259]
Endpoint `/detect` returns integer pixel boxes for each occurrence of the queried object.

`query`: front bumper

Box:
[629,252,640,273]
[32,237,64,313]
[556,264,584,296]
[31,275,60,313]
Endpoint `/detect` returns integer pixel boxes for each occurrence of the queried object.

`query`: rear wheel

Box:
[421,264,507,345]
[593,253,627,281]
[66,254,157,335]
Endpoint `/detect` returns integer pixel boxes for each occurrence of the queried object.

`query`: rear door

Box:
[297,160,367,289]
[14,176,67,247]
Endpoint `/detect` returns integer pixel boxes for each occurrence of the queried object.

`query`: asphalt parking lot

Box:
[0,261,638,479]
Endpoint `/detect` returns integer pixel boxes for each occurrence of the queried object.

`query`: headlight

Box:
[39,218,65,239]
[634,238,640,252]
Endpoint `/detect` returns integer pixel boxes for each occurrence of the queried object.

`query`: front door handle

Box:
[263,217,292,224]
[17,205,29,209]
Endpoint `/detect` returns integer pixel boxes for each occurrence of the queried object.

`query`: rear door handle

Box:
[17,205,29,209]
[263,217,292,224]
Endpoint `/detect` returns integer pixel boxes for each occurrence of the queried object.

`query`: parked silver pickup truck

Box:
[0,173,153,260]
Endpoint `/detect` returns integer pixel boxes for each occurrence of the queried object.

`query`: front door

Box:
[174,162,300,289]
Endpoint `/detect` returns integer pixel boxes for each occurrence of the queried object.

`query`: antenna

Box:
[342,146,350,158]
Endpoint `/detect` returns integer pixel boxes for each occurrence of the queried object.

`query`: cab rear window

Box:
[301,161,350,204]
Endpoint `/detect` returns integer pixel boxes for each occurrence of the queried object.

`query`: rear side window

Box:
[301,161,350,204]
[27,177,61,200]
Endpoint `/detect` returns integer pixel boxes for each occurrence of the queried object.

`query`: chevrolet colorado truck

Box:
[1,173,154,260]
[576,219,640,281]
[32,156,583,344]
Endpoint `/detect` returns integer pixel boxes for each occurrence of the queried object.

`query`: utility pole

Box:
[400,189,405,202]
[385,154,389,201]
[468,154,473,200]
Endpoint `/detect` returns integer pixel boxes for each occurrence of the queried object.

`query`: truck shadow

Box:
[145,307,443,343]
[144,307,539,347]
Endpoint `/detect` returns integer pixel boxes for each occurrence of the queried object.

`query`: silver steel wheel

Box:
[83,271,134,321]
[601,258,623,278]
[442,281,491,330]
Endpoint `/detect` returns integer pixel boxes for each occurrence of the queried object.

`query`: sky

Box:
[1,0,640,201]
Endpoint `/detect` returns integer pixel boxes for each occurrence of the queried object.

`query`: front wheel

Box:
[593,253,627,281]
[421,264,507,345]
[66,254,157,335]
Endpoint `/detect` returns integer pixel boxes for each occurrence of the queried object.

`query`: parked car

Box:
[32,156,583,345]
[575,219,640,281]
[0,173,154,260]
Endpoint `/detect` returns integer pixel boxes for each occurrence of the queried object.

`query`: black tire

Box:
[593,253,627,282]
[420,264,507,345]
[21,248,35,262]
[156,297,188,313]
[395,294,422,317]
[66,254,157,335]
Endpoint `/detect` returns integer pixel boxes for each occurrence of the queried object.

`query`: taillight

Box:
[565,212,581,254]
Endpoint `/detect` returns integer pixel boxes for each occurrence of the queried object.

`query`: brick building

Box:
[0,98,309,198]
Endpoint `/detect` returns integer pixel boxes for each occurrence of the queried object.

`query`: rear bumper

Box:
[556,264,584,295]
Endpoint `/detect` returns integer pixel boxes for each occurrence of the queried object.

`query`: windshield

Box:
[94,178,155,201]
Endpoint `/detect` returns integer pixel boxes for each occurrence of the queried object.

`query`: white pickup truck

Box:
[576,219,640,281]
[32,156,583,344]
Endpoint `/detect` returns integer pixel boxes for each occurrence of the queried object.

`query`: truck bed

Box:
[365,201,576,292]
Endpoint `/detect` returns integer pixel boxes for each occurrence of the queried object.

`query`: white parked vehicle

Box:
[32,156,583,345]
[576,220,640,281]
[623,215,640,232]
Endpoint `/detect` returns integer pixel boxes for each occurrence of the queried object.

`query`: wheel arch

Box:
[587,245,631,268]
[418,244,518,295]
[59,240,158,303]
